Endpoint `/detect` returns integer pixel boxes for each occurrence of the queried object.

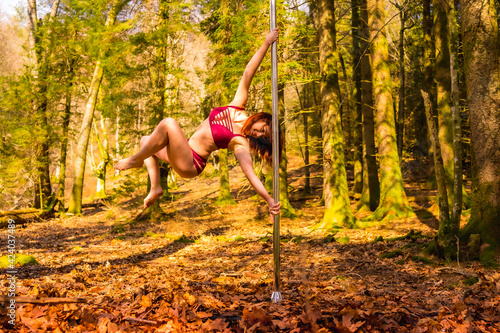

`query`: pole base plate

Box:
[271,291,283,303]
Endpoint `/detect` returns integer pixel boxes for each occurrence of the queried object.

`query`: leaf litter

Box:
[0,157,499,332]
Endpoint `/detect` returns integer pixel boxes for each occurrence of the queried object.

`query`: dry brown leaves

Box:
[0,160,499,332]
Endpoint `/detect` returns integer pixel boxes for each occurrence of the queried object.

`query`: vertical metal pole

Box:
[270,0,283,304]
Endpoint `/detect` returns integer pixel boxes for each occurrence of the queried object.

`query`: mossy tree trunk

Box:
[351,0,363,195]
[56,61,74,211]
[418,0,433,156]
[365,0,413,221]
[459,0,500,266]
[396,3,409,163]
[278,83,297,218]
[216,149,236,205]
[302,84,312,195]
[422,90,457,259]
[317,0,356,228]
[27,0,61,209]
[449,2,463,227]
[67,0,129,214]
[434,0,456,209]
[92,116,111,199]
[357,0,379,212]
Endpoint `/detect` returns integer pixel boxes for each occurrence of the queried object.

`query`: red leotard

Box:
[209,106,245,149]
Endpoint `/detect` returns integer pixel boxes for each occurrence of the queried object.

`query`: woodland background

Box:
[0,0,500,331]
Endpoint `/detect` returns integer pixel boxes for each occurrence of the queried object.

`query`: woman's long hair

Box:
[241,112,284,165]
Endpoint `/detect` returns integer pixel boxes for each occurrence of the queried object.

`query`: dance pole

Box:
[270,0,282,304]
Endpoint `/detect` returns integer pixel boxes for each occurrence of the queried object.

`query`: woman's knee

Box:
[139,135,150,148]
[158,117,178,131]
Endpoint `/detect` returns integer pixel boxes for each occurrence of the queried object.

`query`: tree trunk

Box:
[215,149,235,205]
[397,8,406,163]
[27,0,61,209]
[422,90,457,259]
[449,2,463,227]
[278,83,297,218]
[459,0,500,266]
[303,85,311,194]
[56,64,74,211]
[318,0,356,228]
[418,0,433,156]
[67,0,129,214]
[434,0,456,208]
[366,0,413,221]
[93,116,111,199]
[351,0,363,195]
[359,0,379,212]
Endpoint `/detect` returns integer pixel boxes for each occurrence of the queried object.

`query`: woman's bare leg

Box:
[114,117,199,179]
[115,118,177,171]
[141,136,165,208]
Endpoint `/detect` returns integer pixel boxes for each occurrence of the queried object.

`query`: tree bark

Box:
[27,0,61,209]
[56,61,74,211]
[351,0,363,194]
[422,90,457,259]
[358,0,379,212]
[449,2,463,228]
[67,0,129,214]
[433,0,455,208]
[418,0,433,156]
[318,0,356,228]
[215,149,236,205]
[365,0,413,221]
[459,0,500,266]
[278,83,297,218]
[397,7,406,163]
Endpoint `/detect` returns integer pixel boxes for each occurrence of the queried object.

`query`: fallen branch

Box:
[123,317,158,325]
[0,208,40,217]
[436,267,478,279]
[0,295,87,304]
[221,271,261,279]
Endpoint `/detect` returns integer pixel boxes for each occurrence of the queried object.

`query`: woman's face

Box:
[249,121,269,138]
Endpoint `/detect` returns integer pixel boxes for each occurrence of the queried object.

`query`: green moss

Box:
[396,259,406,265]
[380,249,403,259]
[463,276,479,286]
[291,236,304,244]
[114,236,126,241]
[337,236,350,244]
[175,235,197,244]
[423,241,437,255]
[373,236,384,243]
[216,235,232,242]
[0,254,38,268]
[410,255,435,266]
[112,224,125,234]
[323,233,337,243]
[235,236,245,242]
[480,245,499,268]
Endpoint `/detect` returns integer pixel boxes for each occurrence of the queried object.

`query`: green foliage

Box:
[0,254,38,268]
[175,235,198,244]
[463,276,479,286]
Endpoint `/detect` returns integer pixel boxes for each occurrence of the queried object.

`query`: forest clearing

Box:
[1,156,500,332]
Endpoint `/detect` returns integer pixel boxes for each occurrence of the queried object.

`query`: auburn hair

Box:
[241,112,284,165]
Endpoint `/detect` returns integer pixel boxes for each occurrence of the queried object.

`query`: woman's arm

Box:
[233,143,281,215]
[229,28,279,108]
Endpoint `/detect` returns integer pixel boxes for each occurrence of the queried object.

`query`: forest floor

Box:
[1,156,499,333]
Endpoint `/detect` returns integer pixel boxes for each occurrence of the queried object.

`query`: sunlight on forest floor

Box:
[0,157,498,332]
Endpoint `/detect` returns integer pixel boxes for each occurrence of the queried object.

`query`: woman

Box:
[114,28,282,215]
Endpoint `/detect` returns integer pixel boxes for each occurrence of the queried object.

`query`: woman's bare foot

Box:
[114,156,144,171]
[144,188,164,208]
